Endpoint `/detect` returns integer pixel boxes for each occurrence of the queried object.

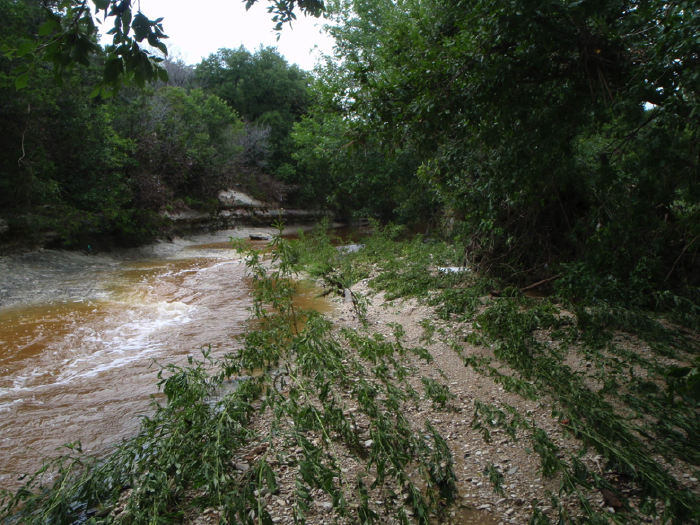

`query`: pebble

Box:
[364,439,374,447]
[315,501,333,512]
[235,462,250,472]
[477,504,491,510]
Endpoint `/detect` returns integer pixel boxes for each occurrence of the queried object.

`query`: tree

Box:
[0,0,132,227]
[111,86,244,207]
[309,0,700,297]
[1,0,325,93]
[290,106,435,219]
[196,46,310,171]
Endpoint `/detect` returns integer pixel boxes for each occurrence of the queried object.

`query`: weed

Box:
[484,463,504,496]
[419,319,436,344]
[301,225,700,523]
[421,377,456,410]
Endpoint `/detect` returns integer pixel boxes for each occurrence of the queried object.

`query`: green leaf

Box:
[15,73,29,90]
[16,42,35,57]
[89,85,102,98]
[104,58,124,82]
[132,13,150,41]
[38,20,59,36]
[93,0,110,9]
[157,67,169,82]
[122,8,132,32]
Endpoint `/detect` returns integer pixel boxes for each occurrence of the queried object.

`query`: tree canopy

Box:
[290,0,699,301]
[1,0,325,94]
[195,46,310,169]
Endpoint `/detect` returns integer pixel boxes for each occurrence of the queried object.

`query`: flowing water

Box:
[0,232,333,491]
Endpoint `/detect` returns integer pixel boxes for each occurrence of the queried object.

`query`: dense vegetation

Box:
[1,0,699,523]
[0,0,314,248]
[4,0,698,303]
[288,0,700,302]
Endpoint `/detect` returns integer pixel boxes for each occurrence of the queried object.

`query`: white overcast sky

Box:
[118,0,336,70]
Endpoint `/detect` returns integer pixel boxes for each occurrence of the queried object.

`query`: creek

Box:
[0,229,333,491]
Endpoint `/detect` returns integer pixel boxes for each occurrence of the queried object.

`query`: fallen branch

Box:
[665,235,700,282]
[519,274,561,293]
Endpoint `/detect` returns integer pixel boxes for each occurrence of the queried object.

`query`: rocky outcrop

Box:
[161,190,332,234]
[219,208,331,223]
[218,190,268,209]
[217,190,332,226]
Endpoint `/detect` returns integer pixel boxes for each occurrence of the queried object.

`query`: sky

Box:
[123,0,337,70]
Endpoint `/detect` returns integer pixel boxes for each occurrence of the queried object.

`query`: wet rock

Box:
[250,233,272,241]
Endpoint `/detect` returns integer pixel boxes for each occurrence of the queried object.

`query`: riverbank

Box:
[180,272,699,525]
[2,229,699,525]
[0,224,334,493]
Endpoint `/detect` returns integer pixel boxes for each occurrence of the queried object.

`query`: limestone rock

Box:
[219,190,268,209]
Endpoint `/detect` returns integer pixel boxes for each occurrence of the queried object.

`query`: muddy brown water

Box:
[0,238,333,491]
